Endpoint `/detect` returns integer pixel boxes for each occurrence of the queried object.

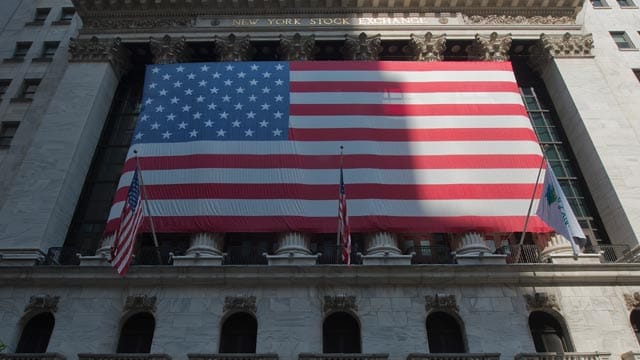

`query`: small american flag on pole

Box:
[338,163,351,265]
[110,167,144,276]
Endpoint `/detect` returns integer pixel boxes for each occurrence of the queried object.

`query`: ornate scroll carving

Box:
[68,36,131,78]
[624,292,640,310]
[83,17,193,30]
[343,32,382,60]
[124,295,157,313]
[224,296,257,314]
[425,294,458,312]
[540,32,594,58]
[324,295,357,314]
[463,15,575,25]
[25,295,59,313]
[214,34,253,62]
[409,33,446,62]
[524,292,560,311]
[279,33,316,61]
[468,32,512,61]
[150,35,191,64]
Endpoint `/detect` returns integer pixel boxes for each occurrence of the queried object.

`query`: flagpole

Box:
[133,150,161,264]
[336,145,344,264]
[518,151,546,247]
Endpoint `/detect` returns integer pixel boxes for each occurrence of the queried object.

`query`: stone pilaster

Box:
[149,35,191,64]
[409,32,446,62]
[343,32,382,60]
[361,232,412,265]
[454,232,506,264]
[266,232,318,266]
[172,232,225,266]
[467,32,512,61]
[214,33,253,62]
[278,33,316,61]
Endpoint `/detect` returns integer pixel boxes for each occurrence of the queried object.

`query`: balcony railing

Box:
[583,244,630,263]
[298,354,388,360]
[133,246,186,265]
[188,354,279,360]
[316,244,363,265]
[407,353,500,360]
[43,247,95,265]
[0,353,66,360]
[405,246,454,264]
[78,354,172,360]
[505,244,543,264]
[515,352,611,360]
[224,246,269,265]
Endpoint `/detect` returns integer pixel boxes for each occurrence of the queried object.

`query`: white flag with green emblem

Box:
[536,163,586,255]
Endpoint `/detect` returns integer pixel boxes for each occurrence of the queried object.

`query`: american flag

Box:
[338,164,351,265]
[106,61,550,235]
[110,167,144,276]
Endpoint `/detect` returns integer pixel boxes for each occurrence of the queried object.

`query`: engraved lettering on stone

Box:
[150,35,191,64]
[25,295,59,313]
[68,36,131,78]
[224,296,257,313]
[425,294,458,312]
[409,32,446,62]
[324,295,357,313]
[278,33,316,61]
[343,32,382,61]
[83,17,193,29]
[214,33,253,62]
[624,292,640,310]
[125,295,157,313]
[468,32,512,61]
[524,292,560,311]
[463,15,575,25]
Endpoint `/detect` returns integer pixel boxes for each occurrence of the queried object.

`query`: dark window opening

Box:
[529,311,572,353]
[16,312,55,353]
[60,7,75,22]
[610,31,635,49]
[32,8,50,23]
[630,309,640,345]
[591,0,609,6]
[12,42,32,60]
[0,122,19,147]
[323,312,361,353]
[0,79,11,101]
[426,311,465,353]
[41,42,59,59]
[219,312,257,353]
[117,312,155,353]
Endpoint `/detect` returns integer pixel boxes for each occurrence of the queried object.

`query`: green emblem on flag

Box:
[545,184,558,205]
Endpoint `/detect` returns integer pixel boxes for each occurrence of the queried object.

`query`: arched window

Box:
[16,312,55,353]
[426,311,465,353]
[630,310,640,345]
[219,312,257,353]
[323,312,361,353]
[117,312,155,353]
[529,311,573,352]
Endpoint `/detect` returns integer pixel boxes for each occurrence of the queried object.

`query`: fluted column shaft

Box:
[365,232,401,255]
[186,232,224,257]
[275,232,312,255]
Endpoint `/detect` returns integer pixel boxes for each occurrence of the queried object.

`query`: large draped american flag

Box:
[104,61,550,235]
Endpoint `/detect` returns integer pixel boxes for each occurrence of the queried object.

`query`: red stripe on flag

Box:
[290,61,514,71]
[290,81,519,93]
[289,128,538,142]
[289,104,527,116]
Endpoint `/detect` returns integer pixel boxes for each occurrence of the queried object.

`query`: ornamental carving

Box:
[68,36,131,78]
[150,35,191,64]
[25,295,59,313]
[624,292,640,310]
[124,295,157,313]
[214,34,253,62]
[463,15,575,25]
[539,32,594,58]
[343,32,382,61]
[224,296,257,314]
[409,33,446,62]
[324,295,357,314]
[425,294,458,312]
[468,32,512,62]
[82,17,193,30]
[524,292,560,311]
[279,33,316,61]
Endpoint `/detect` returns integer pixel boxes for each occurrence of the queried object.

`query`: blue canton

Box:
[127,170,140,210]
[133,62,290,143]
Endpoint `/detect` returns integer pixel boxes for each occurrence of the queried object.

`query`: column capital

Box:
[343,32,382,60]
[214,33,253,62]
[149,35,191,64]
[468,32,512,61]
[409,32,446,62]
[278,33,316,61]
[68,36,131,78]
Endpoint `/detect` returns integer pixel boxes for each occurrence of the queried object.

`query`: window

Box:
[9,42,32,61]
[37,42,59,61]
[0,122,19,147]
[117,312,155,353]
[591,0,609,6]
[58,7,75,22]
[631,310,640,345]
[426,312,466,353]
[529,311,573,352]
[16,312,55,353]
[610,31,635,49]
[323,312,361,353]
[0,80,10,101]
[29,8,50,24]
[617,0,636,6]
[12,79,40,102]
[219,312,257,353]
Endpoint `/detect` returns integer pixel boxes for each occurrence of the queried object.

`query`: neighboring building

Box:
[1,1,640,360]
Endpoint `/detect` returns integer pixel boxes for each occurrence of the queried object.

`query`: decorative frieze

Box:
[150,35,191,64]
[68,36,131,78]
[224,296,257,314]
[323,295,357,314]
[539,32,594,58]
[425,294,458,312]
[624,292,640,310]
[214,34,253,62]
[279,33,316,61]
[468,32,512,61]
[463,15,575,25]
[524,292,560,311]
[25,295,59,313]
[409,33,446,62]
[343,32,382,61]
[124,295,157,313]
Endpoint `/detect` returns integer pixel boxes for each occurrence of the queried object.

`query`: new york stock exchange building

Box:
[2,0,640,359]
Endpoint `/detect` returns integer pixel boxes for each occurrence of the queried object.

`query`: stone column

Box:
[409,32,446,62]
[361,232,412,265]
[278,33,316,61]
[0,37,130,265]
[343,32,382,60]
[149,35,191,64]
[453,232,507,264]
[214,33,253,62]
[266,232,318,266]
[173,232,225,266]
[467,32,512,61]
[540,233,601,264]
